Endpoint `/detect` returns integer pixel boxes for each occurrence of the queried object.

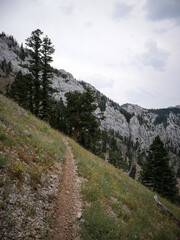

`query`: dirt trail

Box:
[51,137,81,240]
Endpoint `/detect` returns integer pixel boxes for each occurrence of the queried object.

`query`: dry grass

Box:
[68,137,180,240]
[0,94,66,238]
[0,94,65,181]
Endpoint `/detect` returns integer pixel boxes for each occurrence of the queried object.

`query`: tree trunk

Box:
[73,125,79,142]
[154,194,180,225]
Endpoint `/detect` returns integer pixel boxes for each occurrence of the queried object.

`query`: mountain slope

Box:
[0,32,180,176]
[1,33,180,152]
[0,94,66,239]
[69,138,180,239]
[0,94,180,239]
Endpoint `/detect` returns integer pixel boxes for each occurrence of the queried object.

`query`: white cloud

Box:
[112,2,133,20]
[145,0,180,24]
[138,40,170,71]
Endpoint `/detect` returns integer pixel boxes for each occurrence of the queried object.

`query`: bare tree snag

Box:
[154,194,180,226]
[128,140,145,176]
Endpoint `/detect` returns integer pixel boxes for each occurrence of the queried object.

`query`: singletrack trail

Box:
[51,137,81,240]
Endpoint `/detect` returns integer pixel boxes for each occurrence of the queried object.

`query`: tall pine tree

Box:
[8,29,57,120]
[140,136,178,201]
[65,88,99,142]
[25,29,43,116]
[7,71,34,112]
[8,71,28,108]
[40,36,56,120]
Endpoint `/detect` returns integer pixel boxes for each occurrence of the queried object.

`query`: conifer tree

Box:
[101,130,108,153]
[6,61,12,76]
[8,29,57,120]
[140,136,178,201]
[7,71,33,111]
[8,71,27,108]
[25,29,43,116]
[19,43,27,61]
[50,98,68,133]
[65,88,98,142]
[1,59,12,76]
[1,59,6,72]
[40,36,56,120]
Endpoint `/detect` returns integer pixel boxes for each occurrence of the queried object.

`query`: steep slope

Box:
[69,137,180,240]
[0,95,180,240]
[0,32,180,172]
[0,94,66,239]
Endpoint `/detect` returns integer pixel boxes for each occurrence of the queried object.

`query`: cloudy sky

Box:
[1,0,180,109]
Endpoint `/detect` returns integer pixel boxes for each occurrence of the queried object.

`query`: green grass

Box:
[68,137,180,240]
[0,94,66,181]
[0,94,66,238]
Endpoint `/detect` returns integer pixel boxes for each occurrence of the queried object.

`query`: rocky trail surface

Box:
[51,137,82,240]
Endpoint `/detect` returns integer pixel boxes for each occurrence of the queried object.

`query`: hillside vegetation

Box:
[0,94,66,239]
[0,94,180,240]
[69,139,180,240]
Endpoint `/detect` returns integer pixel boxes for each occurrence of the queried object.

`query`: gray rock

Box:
[77,211,82,220]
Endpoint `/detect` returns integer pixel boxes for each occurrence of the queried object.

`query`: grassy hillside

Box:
[0,94,66,239]
[0,94,180,240]
[68,138,180,240]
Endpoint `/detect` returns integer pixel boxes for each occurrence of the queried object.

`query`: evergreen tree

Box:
[65,88,99,142]
[40,36,56,120]
[101,130,108,153]
[140,136,178,201]
[8,71,27,108]
[25,29,43,116]
[6,61,12,76]
[1,59,7,72]
[7,71,33,111]
[109,150,128,170]
[49,98,69,134]
[19,43,27,61]
[110,136,118,151]
[1,59,12,76]
[7,29,57,120]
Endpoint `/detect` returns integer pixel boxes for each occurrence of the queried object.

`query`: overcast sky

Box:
[1,0,180,109]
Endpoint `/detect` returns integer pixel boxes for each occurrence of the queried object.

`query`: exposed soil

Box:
[51,137,82,240]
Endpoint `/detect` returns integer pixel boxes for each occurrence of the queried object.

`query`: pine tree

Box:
[25,29,43,116]
[19,43,27,61]
[8,71,28,108]
[101,130,108,153]
[1,59,12,76]
[140,136,178,201]
[40,36,56,120]
[49,98,68,134]
[1,59,7,72]
[7,29,57,120]
[65,88,98,142]
[7,71,33,111]
[6,61,12,76]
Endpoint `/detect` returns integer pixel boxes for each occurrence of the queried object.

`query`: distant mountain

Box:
[168,105,180,109]
[0,32,180,177]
